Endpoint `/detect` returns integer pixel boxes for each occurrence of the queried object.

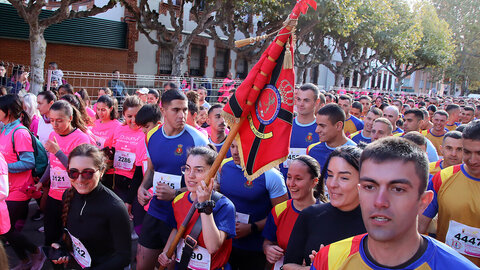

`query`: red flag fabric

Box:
[222,0,316,181]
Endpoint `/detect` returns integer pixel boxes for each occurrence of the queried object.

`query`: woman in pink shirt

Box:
[110,96,146,205]
[91,95,121,149]
[60,94,97,144]
[39,100,91,248]
[0,95,45,269]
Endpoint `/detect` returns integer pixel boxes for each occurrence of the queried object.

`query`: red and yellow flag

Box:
[222,0,317,181]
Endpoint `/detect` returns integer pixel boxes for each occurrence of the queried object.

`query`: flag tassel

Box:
[283,37,293,69]
[235,35,269,48]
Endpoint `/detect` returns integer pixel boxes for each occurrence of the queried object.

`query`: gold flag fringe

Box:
[283,37,293,70]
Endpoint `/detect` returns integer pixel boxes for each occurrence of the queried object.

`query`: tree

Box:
[205,0,295,69]
[123,0,224,76]
[7,0,117,94]
[382,2,455,91]
[432,0,480,94]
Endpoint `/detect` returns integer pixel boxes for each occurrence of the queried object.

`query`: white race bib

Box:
[235,212,250,224]
[113,150,136,171]
[50,169,70,189]
[95,137,106,149]
[282,148,307,168]
[153,172,182,190]
[274,256,284,270]
[445,220,480,258]
[68,231,92,269]
[176,239,211,270]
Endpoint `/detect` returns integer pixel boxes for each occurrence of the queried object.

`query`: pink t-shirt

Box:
[86,107,96,124]
[0,152,10,234]
[91,119,121,149]
[48,129,91,201]
[0,124,34,201]
[112,125,146,179]
[30,115,40,137]
[195,125,208,138]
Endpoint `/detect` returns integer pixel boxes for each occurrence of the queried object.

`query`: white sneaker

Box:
[37,226,44,232]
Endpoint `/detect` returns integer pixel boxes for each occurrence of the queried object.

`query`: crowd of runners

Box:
[0,73,479,269]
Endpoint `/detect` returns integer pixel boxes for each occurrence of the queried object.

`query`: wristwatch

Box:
[195,200,215,215]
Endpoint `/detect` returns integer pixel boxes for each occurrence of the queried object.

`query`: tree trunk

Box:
[359,74,370,89]
[334,72,343,87]
[29,28,46,94]
[171,42,187,76]
[296,67,306,84]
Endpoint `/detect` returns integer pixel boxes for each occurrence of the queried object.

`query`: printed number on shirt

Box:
[446,220,480,258]
[113,150,136,171]
[67,230,92,269]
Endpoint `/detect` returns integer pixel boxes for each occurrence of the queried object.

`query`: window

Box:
[189,44,205,76]
[352,71,359,87]
[419,80,424,89]
[237,58,248,79]
[215,48,229,78]
[159,48,172,75]
[311,66,319,84]
[371,75,376,88]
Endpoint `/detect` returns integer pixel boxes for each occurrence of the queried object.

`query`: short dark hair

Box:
[392,99,403,107]
[404,108,424,121]
[299,83,319,100]
[463,106,475,113]
[403,131,427,147]
[161,89,187,107]
[135,104,162,126]
[317,103,345,125]
[208,103,224,115]
[359,95,371,102]
[443,130,462,142]
[434,110,449,119]
[352,101,363,112]
[339,94,352,104]
[369,107,383,117]
[360,137,429,196]
[456,124,467,133]
[445,104,460,113]
[462,120,480,141]
[427,104,437,112]
[48,62,58,69]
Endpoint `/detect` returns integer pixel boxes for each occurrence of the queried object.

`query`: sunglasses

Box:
[67,168,99,180]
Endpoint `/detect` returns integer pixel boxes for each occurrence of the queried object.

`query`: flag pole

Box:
[160,116,246,269]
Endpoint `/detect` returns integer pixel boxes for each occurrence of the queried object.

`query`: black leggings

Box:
[3,200,37,261]
[44,196,63,246]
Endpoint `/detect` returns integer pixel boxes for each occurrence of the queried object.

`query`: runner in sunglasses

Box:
[50,144,131,269]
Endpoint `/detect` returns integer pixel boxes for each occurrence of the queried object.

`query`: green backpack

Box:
[11,126,49,178]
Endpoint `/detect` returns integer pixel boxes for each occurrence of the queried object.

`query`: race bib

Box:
[95,137,106,149]
[445,220,480,258]
[153,172,181,190]
[68,231,92,268]
[176,239,211,270]
[235,212,250,224]
[50,169,71,189]
[282,148,306,168]
[113,150,136,171]
[274,256,284,270]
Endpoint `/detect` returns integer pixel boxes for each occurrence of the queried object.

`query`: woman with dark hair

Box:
[60,94,93,127]
[108,96,146,206]
[91,95,120,149]
[263,155,326,269]
[38,100,91,252]
[36,91,57,144]
[75,89,95,123]
[0,94,45,269]
[158,146,236,270]
[283,146,367,270]
[50,144,131,269]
